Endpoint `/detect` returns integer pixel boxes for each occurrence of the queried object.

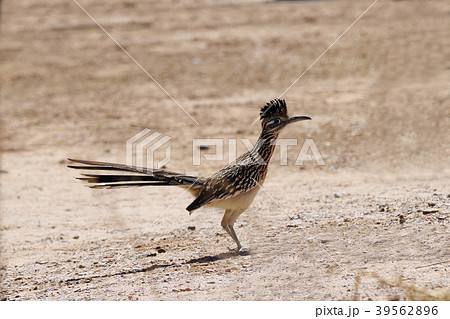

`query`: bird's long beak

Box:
[284,115,311,125]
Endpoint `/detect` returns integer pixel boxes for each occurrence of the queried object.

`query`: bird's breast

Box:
[205,185,261,210]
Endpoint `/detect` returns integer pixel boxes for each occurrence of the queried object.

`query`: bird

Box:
[68,99,311,251]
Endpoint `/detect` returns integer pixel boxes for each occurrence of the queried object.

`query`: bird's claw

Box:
[228,244,249,253]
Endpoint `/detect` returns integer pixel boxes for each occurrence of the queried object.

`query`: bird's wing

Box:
[186,162,263,212]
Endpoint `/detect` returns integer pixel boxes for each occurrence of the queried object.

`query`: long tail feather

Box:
[89,182,175,189]
[78,174,171,183]
[68,158,203,190]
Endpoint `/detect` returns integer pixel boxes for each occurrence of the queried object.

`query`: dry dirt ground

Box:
[1,0,449,300]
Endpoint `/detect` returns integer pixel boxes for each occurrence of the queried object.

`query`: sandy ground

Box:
[1,0,449,300]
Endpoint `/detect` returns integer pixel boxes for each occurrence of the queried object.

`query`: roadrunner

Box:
[69,99,311,251]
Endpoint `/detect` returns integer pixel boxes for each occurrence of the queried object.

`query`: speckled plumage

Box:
[69,99,310,251]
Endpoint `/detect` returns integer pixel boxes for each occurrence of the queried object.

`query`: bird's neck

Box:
[250,129,279,165]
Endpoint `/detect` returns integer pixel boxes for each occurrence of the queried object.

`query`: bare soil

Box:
[0,0,449,300]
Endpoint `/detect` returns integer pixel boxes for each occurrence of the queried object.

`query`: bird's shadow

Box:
[62,250,249,284]
[185,250,249,264]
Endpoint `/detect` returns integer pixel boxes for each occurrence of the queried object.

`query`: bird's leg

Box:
[222,224,232,237]
[221,210,241,251]
[221,209,233,242]
[227,209,248,252]
[221,209,248,252]
[227,225,244,252]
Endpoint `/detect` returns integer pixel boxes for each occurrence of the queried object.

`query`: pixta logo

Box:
[126,129,172,169]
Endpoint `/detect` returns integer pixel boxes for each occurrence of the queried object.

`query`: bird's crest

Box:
[260,99,287,120]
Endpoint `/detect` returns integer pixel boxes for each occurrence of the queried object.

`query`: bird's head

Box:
[259,99,311,132]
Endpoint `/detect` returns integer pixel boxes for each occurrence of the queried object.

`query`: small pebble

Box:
[188,226,196,231]
[334,193,342,198]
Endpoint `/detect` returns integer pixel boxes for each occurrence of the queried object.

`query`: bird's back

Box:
[186,151,268,212]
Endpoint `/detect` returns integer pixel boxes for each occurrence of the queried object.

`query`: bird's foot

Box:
[228,244,249,253]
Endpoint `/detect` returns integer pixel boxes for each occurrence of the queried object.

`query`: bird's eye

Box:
[269,119,280,125]
[265,119,280,129]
